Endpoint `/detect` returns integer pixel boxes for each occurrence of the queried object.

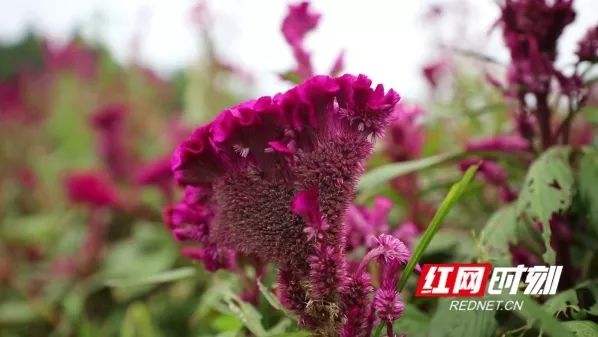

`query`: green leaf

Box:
[476,205,518,265]
[0,301,37,324]
[101,224,178,300]
[257,279,297,320]
[578,148,598,233]
[543,279,598,316]
[394,305,430,337]
[211,314,243,332]
[504,293,574,337]
[278,71,302,84]
[427,298,497,337]
[225,295,268,337]
[105,267,196,288]
[563,321,598,337]
[516,147,574,264]
[476,204,544,266]
[357,151,463,194]
[396,164,479,291]
[120,302,156,337]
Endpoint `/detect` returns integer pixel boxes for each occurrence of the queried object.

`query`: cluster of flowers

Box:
[495,0,596,148]
[165,73,413,336]
[453,0,597,204]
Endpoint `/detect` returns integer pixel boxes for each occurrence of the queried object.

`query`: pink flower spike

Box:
[373,288,405,322]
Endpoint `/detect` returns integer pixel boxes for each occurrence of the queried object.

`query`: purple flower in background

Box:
[422,58,449,89]
[393,221,420,250]
[465,134,529,153]
[576,25,598,63]
[345,197,392,251]
[499,0,575,60]
[460,159,517,202]
[385,103,426,161]
[65,172,118,208]
[281,2,320,79]
[135,156,174,200]
[91,104,130,180]
[43,38,98,79]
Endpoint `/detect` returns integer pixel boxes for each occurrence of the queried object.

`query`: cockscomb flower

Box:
[65,172,118,208]
[170,74,398,333]
[91,104,130,180]
[576,25,598,63]
[171,74,399,269]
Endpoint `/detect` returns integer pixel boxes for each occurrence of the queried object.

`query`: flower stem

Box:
[534,93,553,149]
[386,320,394,337]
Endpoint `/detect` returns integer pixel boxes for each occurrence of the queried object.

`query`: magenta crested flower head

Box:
[65,172,118,208]
[171,74,399,269]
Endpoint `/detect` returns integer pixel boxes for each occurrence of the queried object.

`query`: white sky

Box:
[1,0,596,100]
